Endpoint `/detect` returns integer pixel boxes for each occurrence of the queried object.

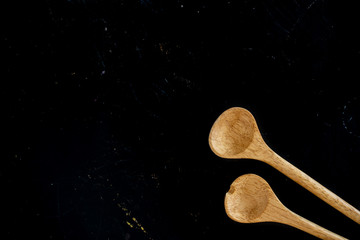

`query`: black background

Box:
[3,0,360,239]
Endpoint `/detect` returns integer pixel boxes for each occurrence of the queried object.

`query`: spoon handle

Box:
[279,208,348,240]
[268,152,360,224]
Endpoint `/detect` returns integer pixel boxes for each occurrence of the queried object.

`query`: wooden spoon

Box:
[225,174,347,240]
[209,107,360,224]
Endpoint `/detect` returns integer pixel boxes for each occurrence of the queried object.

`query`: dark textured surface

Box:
[3,0,360,239]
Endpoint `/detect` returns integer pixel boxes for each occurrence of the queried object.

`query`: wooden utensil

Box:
[225,174,347,240]
[209,107,360,224]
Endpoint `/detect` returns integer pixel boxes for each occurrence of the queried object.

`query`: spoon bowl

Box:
[226,174,269,222]
[209,107,258,157]
[210,107,360,224]
[225,174,347,240]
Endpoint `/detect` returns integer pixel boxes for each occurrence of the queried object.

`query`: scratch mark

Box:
[342,101,360,138]
[307,0,318,10]
[265,0,323,40]
[117,203,152,238]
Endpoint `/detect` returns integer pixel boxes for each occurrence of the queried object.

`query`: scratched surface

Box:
[3,0,360,239]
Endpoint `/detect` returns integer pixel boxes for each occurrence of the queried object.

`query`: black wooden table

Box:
[3,1,360,239]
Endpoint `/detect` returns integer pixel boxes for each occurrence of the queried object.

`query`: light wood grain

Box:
[209,107,360,224]
[225,174,348,240]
